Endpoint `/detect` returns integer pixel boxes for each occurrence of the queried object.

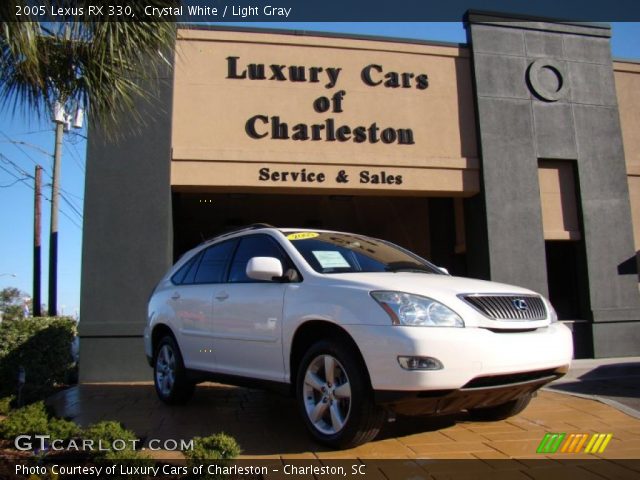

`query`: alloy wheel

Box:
[156,344,176,397]
[302,354,352,435]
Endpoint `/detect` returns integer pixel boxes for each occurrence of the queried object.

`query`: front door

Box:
[212,234,292,382]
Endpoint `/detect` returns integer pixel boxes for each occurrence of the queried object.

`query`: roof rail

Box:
[205,223,276,243]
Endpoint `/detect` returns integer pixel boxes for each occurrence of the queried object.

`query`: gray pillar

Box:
[466,12,640,357]
[79,58,175,381]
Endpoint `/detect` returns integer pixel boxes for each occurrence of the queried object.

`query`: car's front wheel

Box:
[154,335,194,405]
[296,339,386,449]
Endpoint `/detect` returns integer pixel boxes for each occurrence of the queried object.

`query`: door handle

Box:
[215,292,229,301]
[171,292,180,300]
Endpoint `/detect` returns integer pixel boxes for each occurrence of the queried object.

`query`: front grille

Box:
[460,294,546,320]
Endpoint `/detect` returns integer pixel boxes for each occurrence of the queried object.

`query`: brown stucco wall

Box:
[171,28,478,196]
[614,60,640,256]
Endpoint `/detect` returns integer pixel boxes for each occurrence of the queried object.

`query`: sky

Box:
[0,21,639,319]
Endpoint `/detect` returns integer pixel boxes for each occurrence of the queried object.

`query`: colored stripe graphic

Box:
[538,433,613,454]
[561,433,578,453]
[560,433,588,453]
[536,433,566,453]
[574,433,590,453]
[585,433,613,454]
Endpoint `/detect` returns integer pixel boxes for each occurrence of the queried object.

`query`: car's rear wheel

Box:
[296,339,385,449]
[154,335,194,405]
[468,393,533,421]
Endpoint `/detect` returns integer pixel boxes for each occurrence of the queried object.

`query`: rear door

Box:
[171,239,237,371]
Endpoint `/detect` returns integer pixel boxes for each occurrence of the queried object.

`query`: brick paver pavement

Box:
[47,382,640,460]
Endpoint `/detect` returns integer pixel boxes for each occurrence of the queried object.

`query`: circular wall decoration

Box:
[526,58,568,102]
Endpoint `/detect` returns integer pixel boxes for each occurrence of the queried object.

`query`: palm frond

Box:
[0,1,178,138]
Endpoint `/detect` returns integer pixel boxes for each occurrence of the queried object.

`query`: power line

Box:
[60,190,84,213]
[0,153,34,179]
[60,193,83,219]
[0,165,82,230]
[64,140,86,174]
[1,136,84,208]
[58,207,82,229]
[0,130,52,179]
[0,163,26,181]
[15,128,54,136]
[60,187,83,202]
[1,139,51,158]
[0,134,84,229]
[0,178,27,188]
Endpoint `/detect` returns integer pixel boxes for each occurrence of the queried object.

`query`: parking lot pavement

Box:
[544,357,640,418]
[47,380,640,461]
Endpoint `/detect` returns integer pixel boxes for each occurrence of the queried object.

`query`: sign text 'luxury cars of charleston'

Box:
[227,56,428,146]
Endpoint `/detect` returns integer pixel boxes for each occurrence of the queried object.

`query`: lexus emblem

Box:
[513,298,529,311]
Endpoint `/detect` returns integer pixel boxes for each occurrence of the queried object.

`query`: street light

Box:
[0,273,17,278]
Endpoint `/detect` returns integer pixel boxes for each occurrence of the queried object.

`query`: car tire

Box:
[468,393,533,421]
[296,339,386,449]
[154,335,194,405]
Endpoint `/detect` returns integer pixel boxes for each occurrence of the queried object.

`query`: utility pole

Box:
[33,165,42,317]
[48,120,64,316]
[48,102,83,317]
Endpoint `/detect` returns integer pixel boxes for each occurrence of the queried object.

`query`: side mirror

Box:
[246,257,283,281]
[438,267,450,275]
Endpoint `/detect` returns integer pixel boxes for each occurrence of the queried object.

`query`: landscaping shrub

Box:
[82,421,139,458]
[82,421,150,479]
[0,317,77,402]
[183,433,241,479]
[0,401,78,440]
[184,433,241,462]
[0,396,14,415]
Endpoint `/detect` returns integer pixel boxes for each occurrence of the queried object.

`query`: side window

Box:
[229,235,289,283]
[182,252,202,284]
[171,252,201,285]
[193,240,236,284]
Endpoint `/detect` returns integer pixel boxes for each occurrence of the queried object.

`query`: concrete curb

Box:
[542,386,640,420]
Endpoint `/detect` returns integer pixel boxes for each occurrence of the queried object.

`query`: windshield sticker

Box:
[287,232,319,241]
[312,251,350,269]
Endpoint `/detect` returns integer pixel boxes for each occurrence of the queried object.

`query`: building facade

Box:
[80,13,640,381]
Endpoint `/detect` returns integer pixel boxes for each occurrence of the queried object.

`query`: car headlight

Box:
[371,291,464,327]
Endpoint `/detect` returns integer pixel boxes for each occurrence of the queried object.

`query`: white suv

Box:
[145,225,572,448]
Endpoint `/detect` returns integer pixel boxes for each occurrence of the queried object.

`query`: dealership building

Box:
[80,13,640,381]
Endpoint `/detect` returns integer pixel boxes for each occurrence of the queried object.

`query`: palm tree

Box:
[0,3,178,315]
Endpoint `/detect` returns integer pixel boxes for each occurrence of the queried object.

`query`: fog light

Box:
[398,356,443,370]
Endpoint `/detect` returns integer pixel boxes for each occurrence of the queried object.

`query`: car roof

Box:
[204,225,355,245]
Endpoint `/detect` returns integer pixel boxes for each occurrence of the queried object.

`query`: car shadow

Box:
[48,382,462,456]
[546,362,640,400]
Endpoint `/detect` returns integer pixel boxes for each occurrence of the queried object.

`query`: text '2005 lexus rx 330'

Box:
[145,225,573,448]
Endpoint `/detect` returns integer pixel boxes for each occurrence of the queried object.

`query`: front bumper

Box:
[375,366,565,415]
[344,322,573,391]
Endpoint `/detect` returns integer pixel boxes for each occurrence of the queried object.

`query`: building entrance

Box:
[172,192,467,276]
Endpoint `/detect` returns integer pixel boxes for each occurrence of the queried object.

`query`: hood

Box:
[328,272,539,297]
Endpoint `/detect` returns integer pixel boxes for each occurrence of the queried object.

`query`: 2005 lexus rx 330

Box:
[145,224,572,448]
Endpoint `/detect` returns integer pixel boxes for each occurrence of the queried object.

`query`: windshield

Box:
[287,231,441,274]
